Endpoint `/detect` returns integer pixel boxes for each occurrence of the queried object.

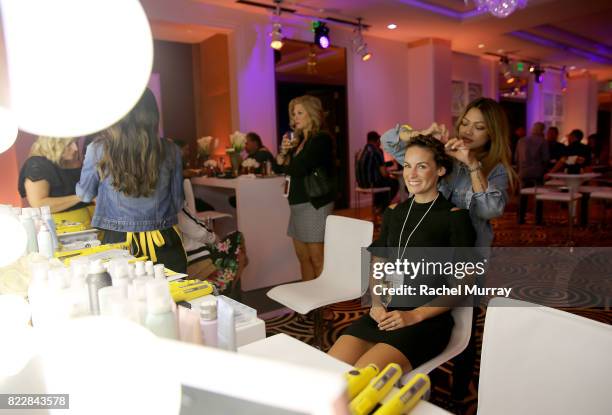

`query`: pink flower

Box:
[216,240,230,253]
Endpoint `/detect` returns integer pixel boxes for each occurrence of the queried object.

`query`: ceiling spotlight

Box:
[270,22,283,50]
[533,67,545,83]
[313,21,330,49]
[478,43,485,49]
[269,0,284,50]
[353,18,372,62]
[387,23,397,30]
[529,65,535,72]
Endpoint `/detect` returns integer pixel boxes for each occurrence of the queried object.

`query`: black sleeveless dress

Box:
[343,193,476,368]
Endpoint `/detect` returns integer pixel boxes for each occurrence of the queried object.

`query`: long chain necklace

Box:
[397,193,439,260]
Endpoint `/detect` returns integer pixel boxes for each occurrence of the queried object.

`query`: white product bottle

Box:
[20,210,39,254]
[40,206,59,252]
[29,207,42,233]
[37,222,54,258]
[199,296,218,347]
[217,296,236,351]
[144,280,178,339]
[145,260,155,278]
[28,262,49,327]
[135,261,146,278]
[153,264,166,280]
[128,277,149,324]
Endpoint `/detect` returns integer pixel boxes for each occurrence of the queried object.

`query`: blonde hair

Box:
[455,98,518,191]
[29,136,77,166]
[288,95,325,139]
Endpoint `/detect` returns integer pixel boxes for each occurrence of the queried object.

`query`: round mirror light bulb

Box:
[0,0,153,137]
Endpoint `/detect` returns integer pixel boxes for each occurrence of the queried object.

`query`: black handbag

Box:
[304,167,332,198]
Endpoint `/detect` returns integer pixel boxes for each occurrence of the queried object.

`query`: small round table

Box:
[547,172,600,244]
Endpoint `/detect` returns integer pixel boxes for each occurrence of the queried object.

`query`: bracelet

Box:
[467,161,482,173]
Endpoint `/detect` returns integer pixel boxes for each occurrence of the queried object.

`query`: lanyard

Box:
[396,193,439,261]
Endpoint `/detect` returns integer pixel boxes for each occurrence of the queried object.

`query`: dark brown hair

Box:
[97,88,172,197]
[404,135,453,178]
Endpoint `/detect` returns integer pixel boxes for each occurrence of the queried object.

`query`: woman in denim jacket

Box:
[77,88,186,273]
[382,98,517,249]
[381,97,517,400]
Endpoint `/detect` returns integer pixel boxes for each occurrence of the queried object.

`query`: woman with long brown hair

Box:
[77,88,186,273]
[276,95,336,281]
[383,97,517,247]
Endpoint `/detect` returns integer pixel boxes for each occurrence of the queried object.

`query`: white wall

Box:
[451,52,498,100]
[564,73,598,139]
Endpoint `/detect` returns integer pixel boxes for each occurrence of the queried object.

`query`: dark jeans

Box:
[518,178,544,224]
[372,177,400,211]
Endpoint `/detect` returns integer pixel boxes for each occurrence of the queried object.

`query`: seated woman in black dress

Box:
[18,137,89,215]
[328,135,476,371]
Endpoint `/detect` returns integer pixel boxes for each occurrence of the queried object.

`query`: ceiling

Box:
[153,0,612,79]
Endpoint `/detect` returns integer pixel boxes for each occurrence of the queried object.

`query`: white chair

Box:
[477,297,612,415]
[267,215,373,348]
[400,307,473,384]
[183,179,232,227]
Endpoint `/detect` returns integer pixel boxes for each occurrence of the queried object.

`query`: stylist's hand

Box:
[369,305,387,323]
[444,138,476,167]
[378,310,422,331]
[399,122,448,143]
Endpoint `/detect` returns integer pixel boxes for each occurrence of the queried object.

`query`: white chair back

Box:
[318,215,374,295]
[478,297,612,415]
[401,306,473,384]
[183,178,196,212]
[266,215,373,315]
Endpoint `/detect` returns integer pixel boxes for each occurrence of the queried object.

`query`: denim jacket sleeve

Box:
[465,164,509,220]
[381,125,408,164]
[76,143,101,203]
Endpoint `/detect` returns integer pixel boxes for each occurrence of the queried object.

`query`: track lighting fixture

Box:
[352,18,372,62]
[269,0,283,50]
[313,21,330,49]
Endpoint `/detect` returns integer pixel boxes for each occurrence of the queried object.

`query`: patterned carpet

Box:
[260,198,612,415]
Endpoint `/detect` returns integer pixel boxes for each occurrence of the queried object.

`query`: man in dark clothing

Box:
[516,122,549,224]
[356,131,399,213]
[546,127,566,169]
[547,129,591,176]
[244,132,277,174]
[565,130,592,174]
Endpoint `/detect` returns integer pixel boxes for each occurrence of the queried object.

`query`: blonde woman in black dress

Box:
[328,135,475,371]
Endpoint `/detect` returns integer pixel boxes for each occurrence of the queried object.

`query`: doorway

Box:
[274,40,349,209]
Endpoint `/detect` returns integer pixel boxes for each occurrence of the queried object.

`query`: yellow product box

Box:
[169,280,214,302]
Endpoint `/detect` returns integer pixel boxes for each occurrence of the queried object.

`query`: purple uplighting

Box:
[318,35,330,49]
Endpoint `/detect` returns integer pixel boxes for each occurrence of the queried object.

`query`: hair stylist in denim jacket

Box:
[76,88,186,273]
[382,98,517,250]
[381,97,517,401]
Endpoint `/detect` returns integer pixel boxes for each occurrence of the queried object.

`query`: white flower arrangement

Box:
[203,159,218,168]
[197,136,218,156]
[229,130,247,152]
[241,158,260,169]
